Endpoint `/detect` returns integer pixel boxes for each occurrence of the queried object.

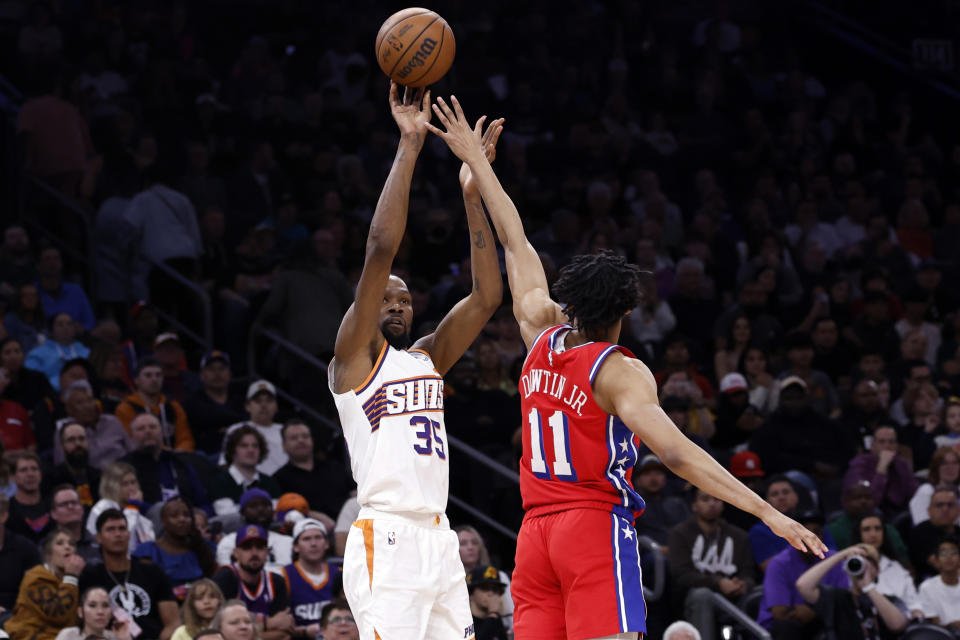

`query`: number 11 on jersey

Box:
[528,408,578,481]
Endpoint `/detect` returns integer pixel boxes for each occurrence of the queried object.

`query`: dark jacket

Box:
[120,448,211,511]
[668,517,756,599]
[750,407,855,474]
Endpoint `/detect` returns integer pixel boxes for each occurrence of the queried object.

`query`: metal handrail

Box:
[708,591,772,640]
[448,495,518,541]
[147,258,213,346]
[252,326,329,372]
[803,0,960,101]
[151,305,209,350]
[637,536,666,602]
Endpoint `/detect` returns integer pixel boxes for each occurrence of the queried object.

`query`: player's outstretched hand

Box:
[459,116,504,197]
[764,509,828,558]
[425,95,488,164]
[389,81,431,140]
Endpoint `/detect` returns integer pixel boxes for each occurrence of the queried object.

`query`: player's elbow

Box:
[474,281,503,311]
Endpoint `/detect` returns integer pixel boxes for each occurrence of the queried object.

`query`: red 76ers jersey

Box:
[518,325,646,516]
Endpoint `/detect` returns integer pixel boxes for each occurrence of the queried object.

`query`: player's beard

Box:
[381,324,412,351]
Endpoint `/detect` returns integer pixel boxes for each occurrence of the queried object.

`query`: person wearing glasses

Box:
[48,484,98,563]
[318,599,358,640]
[908,486,960,580]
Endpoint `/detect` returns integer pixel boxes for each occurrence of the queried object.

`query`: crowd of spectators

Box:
[2,0,960,638]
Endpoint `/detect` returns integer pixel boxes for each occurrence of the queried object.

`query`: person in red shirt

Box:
[0,368,34,452]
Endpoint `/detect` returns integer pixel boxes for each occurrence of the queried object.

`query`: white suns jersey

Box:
[329,343,449,515]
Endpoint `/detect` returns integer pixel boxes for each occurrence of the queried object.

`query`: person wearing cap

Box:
[668,487,755,640]
[723,451,766,532]
[756,509,848,637]
[279,518,341,637]
[212,524,294,640]
[221,380,287,476]
[183,350,245,455]
[750,376,855,480]
[114,357,195,451]
[215,488,292,574]
[777,332,840,419]
[152,333,202,404]
[211,425,281,516]
[711,372,763,450]
[53,379,133,468]
[466,565,509,640]
[25,311,91,390]
[632,454,690,548]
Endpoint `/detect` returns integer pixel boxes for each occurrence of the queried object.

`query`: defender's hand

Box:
[425,95,488,164]
[459,117,504,198]
[763,509,828,559]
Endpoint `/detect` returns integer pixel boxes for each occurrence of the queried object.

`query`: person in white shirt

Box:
[216,488,292,575]
[910,447,960,525]
[918,536,960,629]
[854,513,922,618]
[221,380,287,475]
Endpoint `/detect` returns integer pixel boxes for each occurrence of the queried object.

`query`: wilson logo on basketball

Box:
[396,38,437,79]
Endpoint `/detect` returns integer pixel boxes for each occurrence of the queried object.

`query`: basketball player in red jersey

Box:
[426,97,827,639]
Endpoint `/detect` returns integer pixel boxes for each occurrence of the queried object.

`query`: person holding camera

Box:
[795,543,907,639]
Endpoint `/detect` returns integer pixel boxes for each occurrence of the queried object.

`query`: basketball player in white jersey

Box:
[328,82,504,640]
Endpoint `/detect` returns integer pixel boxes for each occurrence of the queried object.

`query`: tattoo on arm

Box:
[473,231,486,248]
[474,276,480,291]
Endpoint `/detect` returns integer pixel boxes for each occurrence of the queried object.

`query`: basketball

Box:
[375,8,455,87]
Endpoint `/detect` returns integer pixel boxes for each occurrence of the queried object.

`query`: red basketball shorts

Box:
[512,506,647,639]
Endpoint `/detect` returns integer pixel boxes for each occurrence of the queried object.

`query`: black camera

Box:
[844,555,866,577]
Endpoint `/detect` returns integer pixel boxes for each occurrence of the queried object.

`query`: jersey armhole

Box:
[589,345,635,387]
[521,324,568,369]
[353,342,389,393]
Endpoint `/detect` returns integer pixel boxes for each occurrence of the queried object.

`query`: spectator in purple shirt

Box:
[757,509,849,639]
[843,424,918,518]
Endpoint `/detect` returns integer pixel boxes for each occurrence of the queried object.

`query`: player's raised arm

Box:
[592,352,829,559]
[332,83,431,391]
[413,119,504,375]
[425,96,563,348]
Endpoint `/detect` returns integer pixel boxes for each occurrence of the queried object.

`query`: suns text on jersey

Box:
[384,376,444,414]
[520,368,588,416]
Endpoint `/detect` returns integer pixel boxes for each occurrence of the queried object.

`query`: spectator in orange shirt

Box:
[114,358,194,451]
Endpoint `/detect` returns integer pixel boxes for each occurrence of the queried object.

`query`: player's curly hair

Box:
[552,250,642,336]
